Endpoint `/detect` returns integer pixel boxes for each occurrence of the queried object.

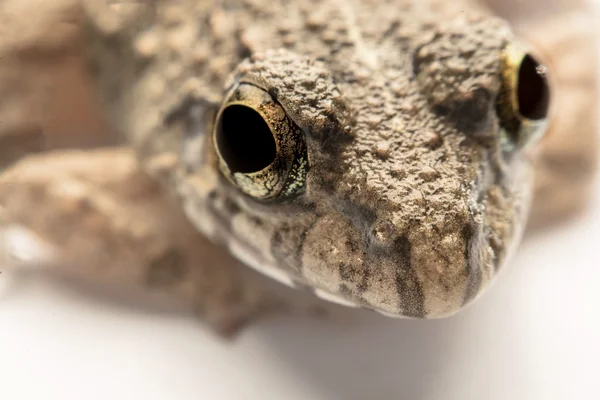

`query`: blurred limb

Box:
[480,0,591,23]
[0,0,332,337]
[526,12,598,230]
[0,148,330,336]
[0,0,119,170]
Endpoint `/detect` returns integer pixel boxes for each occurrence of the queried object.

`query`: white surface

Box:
[1,189,599,400]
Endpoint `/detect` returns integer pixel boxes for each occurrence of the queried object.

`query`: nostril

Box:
[451,86,493,133]
[461,87,492,121]
[371,220,396,245]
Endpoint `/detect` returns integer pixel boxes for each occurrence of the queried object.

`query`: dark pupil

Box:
[216,105,277,173]
[517,54,550,120]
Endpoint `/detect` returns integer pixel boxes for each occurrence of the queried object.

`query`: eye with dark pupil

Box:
[215,105,277,173]
[517,54,550,120]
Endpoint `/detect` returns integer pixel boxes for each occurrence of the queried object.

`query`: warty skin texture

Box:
[82,0,538,318]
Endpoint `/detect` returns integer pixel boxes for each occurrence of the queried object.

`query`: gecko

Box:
[0,0,597,336]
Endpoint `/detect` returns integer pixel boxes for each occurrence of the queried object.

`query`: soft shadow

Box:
[246,291,525,400]
[2,267,194,318]
[254,312,455,399]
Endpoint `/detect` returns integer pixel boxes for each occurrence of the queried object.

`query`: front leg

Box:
[0,148,326,336]
[0,0,118,171]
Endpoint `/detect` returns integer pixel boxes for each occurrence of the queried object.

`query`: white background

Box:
[2,194,599,400]
[1,8,600,400]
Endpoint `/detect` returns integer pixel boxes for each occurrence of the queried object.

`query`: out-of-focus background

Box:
[0,1,599,399]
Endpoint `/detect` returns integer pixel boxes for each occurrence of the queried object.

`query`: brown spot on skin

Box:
[371,220,395,244]
[339,261,369,293]
[422,131,442,149]
[460,223,483,305]
[146,249,188,287]
[374,141,391,160]
[389,168,407,180]
[418,166,440,182]
[393,236,425,317]
[306,12,327,30]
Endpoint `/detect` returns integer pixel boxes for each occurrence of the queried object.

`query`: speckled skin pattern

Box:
[77,0,540,319]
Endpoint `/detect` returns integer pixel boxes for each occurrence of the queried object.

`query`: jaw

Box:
[178,175,529,319]
[174,130,533,319]
[293,152,536,318]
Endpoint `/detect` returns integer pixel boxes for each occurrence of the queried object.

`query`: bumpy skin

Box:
[82,0,534,318]
[0,0,597,333]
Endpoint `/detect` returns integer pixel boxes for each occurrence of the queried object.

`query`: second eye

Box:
[496,43,551,151]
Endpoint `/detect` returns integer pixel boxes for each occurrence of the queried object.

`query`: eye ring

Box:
[496,43,551,151]
[213,83,308,201]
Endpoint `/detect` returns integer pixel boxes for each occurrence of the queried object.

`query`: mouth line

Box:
[180,181,383,311]
[212,215,423,317]
[180,164,509,320]
[214,213,368,310]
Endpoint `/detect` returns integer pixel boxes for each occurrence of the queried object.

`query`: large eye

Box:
[496,43,551,150]
[213,83,308,201]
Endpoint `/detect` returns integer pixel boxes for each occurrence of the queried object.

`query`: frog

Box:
[0,0,597,336]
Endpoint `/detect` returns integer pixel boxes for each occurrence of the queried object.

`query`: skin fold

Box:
[0,0,597,335]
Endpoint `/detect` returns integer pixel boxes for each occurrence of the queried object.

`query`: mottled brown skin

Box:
[0,0,597,333]
[82,0,534,317]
